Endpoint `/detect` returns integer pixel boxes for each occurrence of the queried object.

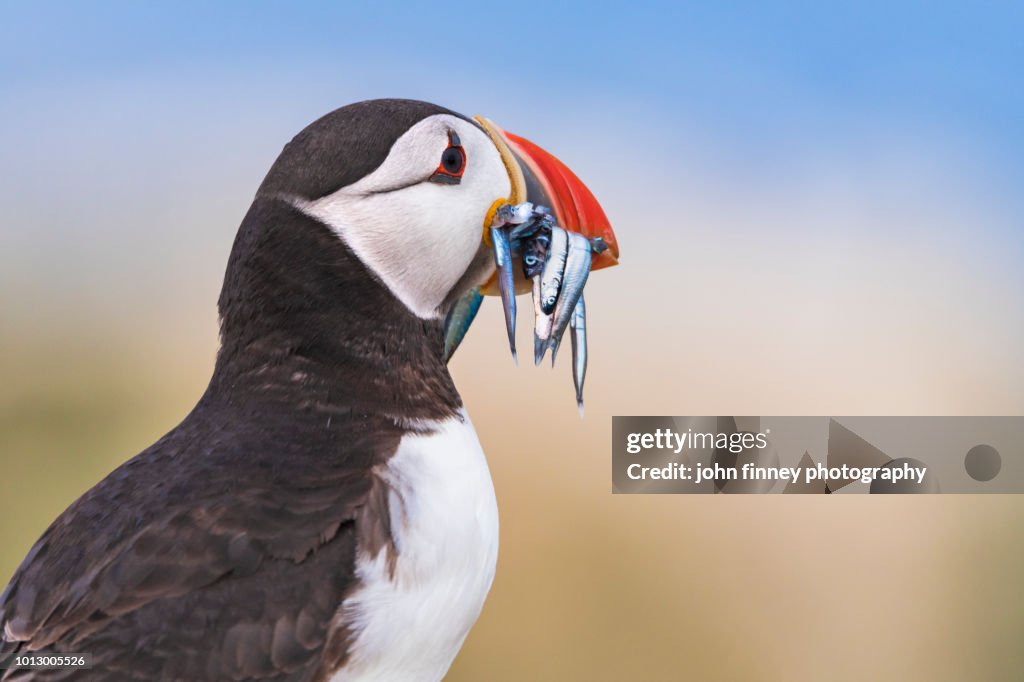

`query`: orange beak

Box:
[475,117,619,295]
[501,130,619,270]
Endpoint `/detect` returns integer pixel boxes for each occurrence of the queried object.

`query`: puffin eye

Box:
[429,131,466,185]
[441,147,464,174]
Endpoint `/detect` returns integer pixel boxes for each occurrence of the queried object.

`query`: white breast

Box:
[331,411,499,682]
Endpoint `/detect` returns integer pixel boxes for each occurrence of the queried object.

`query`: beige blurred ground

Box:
[2,107,1024,680]
[2,257,1023,681]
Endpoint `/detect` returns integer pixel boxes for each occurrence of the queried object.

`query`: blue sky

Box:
[3,2,1022,234]
[4,1,1021,156]
[1,1,1021,369]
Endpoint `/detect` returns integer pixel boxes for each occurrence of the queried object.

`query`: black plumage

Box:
[1,100,467,680]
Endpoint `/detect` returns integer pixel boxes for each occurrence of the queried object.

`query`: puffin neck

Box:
[209,197,461,422]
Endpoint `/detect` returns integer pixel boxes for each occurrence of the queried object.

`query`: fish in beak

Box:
[497,127,619,272]
[467,116,620,413]
[475,116,619,295]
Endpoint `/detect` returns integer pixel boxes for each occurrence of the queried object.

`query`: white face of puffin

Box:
[292,114,510,319]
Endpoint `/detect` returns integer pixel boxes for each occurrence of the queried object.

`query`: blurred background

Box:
[2,2,1023,680]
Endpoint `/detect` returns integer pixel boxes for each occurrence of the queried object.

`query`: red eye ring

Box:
[429,131,466,184]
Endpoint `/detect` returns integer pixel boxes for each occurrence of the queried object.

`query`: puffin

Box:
[0,99,618,681]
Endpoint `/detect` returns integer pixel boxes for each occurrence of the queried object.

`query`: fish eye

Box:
[429,131,465,184]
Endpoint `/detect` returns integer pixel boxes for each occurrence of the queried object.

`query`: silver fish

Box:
[532,275,553,366]
[570,293,587,416]
[491,225,517,364]
[495,201,535,226]
[539,226,568,315]
[521,230,549,279]
[509,209,554,243]
[548,231,592,364]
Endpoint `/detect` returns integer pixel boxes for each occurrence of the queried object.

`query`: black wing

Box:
[0,401,401,681]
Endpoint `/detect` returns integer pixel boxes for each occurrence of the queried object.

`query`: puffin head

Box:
[254,99,618,320]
